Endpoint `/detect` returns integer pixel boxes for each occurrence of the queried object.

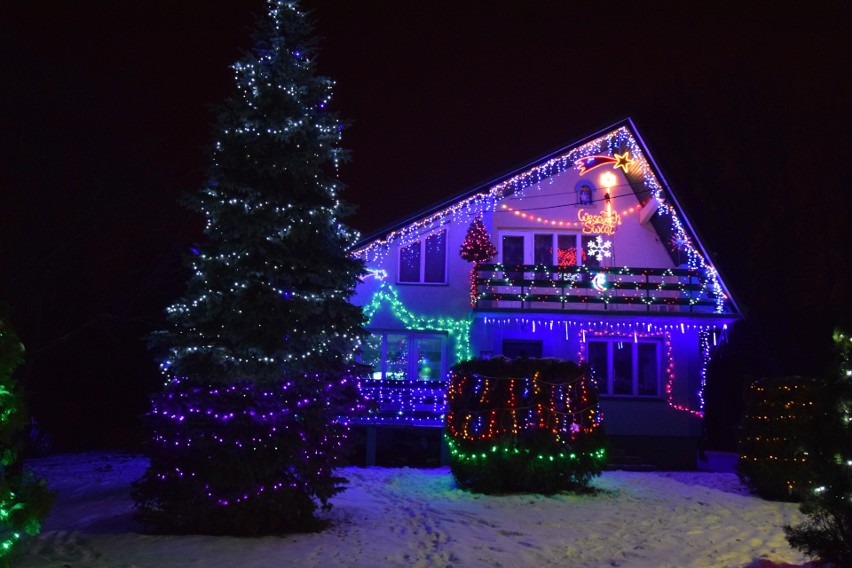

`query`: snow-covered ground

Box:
[16,452,815,568]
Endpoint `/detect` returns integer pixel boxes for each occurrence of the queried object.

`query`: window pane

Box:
[534,234,553,265]
[502,235,524,266]
[502,235,525,280]
[612,342,633,395]
[587,341,609,394]
[502,340,542,359]
[424,230,446,283]
[582,235,601,267]
[361,334,384,380]
[385,333,409,379]
[415,336,443,380]
[557,234,579,267]
[637,342,658,396]
[399,241,421,282]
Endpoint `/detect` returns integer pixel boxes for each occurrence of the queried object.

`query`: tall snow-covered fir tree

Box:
[133,0,366,535]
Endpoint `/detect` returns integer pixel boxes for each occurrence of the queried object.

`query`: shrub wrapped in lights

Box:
[736,376,816,501]
[446,357,606,494]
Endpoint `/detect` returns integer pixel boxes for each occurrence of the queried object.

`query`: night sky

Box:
[2,2,850,452]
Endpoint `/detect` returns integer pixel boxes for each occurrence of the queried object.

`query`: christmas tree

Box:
[459,216,496,306]
[784,329,852,564]
[0,317,53,561]
[459,216,497,264]
[133,0,366,535]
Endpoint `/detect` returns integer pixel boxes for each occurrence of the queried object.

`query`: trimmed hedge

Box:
[446,357,606,493]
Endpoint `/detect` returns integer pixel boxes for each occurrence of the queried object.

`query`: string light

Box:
[362,283,472,362]
[473,264,728,312]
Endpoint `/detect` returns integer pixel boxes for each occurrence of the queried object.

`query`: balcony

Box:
[473,264,733,314]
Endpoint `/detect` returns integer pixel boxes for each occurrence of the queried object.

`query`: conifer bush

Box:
[736,376,816,501]
[783,330,852,565]
[446,357,606,494]
[0,318,53,561]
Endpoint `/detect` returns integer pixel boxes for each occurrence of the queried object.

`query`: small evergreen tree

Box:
[736,375,815,501]
[459,216,496,307]
[784,329,852,565]
[133,0,366,535]
[0,318,53,562]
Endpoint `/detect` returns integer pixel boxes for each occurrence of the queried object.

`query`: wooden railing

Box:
[473,264,731,313]
[350,379,447,427]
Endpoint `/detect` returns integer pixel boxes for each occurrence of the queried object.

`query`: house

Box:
[348,118,742,469]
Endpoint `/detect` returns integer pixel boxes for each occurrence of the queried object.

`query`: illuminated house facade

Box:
[350,118,742,468]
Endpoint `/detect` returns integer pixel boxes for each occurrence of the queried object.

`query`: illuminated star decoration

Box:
[670,234,691,252]
[613,151,634,173]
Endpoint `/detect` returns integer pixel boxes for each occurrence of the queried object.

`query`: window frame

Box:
[498,230,594,267]
[360,330,449,382]
[585,337,662,398]
[397,228,448,285]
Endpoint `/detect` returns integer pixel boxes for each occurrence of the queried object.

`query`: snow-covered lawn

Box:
[16,453,814,568]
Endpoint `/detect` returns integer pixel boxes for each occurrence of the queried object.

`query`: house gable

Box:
[353,118,741,319]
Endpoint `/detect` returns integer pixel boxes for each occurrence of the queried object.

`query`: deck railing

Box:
[473,264,730,313]
[350,379,447,427]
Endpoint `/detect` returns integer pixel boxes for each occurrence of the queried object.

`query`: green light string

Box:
[445,435,606,464]
[362,283,472,362]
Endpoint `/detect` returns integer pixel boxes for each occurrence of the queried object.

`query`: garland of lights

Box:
[146,372,362,507]
[351,126,730,314]
[499,201,637,230]
[362,282,471,362]
[474,264,717,309]
[351,380,446,427]
[445,371,603,443]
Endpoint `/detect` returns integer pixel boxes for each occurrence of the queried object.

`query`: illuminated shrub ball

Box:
[446,357,606,494]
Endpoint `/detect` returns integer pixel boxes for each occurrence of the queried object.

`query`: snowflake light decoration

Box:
[586,236,612,262]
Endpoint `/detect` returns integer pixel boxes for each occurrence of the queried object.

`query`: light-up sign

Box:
[577,209,621,235]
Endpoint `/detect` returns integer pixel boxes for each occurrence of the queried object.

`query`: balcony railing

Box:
[350,379,447,427]
[473,264,731,313]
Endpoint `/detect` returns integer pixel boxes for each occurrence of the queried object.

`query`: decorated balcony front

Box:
[473,264,734,314]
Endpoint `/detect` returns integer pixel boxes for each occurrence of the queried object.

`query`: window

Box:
[399,229,447,284]
[499,232,591,267]
[575,181,595,206]
[502,339,542,359]
[586,338,660,396]
[360,331,447,381]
